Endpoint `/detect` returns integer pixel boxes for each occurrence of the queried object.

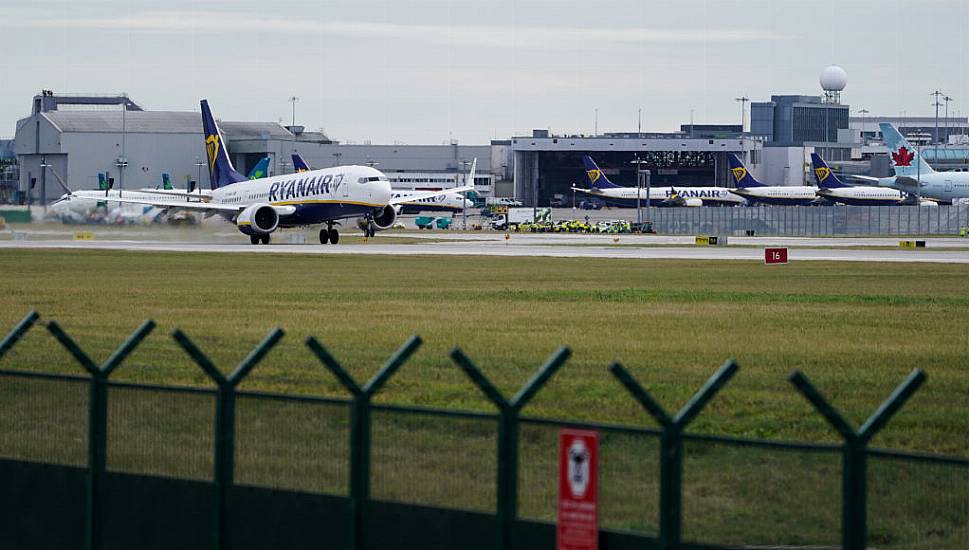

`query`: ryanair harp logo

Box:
[205,134,220,176]
[586,169,601,184]
[815,167,831,182]
[731,167,747,182]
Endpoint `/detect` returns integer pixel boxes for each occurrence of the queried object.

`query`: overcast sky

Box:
[2,0,966,143]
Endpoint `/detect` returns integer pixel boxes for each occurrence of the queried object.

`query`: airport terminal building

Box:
[12,93,495,204]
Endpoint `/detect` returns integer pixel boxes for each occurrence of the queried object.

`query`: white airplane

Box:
[726,154,819,206]
[58,100,472,244]
[572,156,746,207]
[848,123,969,204]
[292,153,474,226]
[810,153,935,206]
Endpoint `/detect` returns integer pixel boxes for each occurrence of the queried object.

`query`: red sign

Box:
[558,429,598,550]
[765,247,788,265]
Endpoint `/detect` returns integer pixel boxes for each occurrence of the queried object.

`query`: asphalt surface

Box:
[4,230,969,263]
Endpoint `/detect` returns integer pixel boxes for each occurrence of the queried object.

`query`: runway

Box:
[4,232,969,263]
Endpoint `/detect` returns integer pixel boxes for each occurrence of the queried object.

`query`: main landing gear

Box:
[250,234,271,245]
[320,223,340,245]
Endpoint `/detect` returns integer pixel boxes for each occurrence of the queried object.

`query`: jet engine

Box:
[683,198,703,207]
[236,203,279,235]
[371,204,397,229]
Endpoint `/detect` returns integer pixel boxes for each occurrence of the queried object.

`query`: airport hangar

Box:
[12,93,498,205]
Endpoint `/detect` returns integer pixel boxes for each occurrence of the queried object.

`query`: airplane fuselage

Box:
[578,186,745,207]
[731,186,818,206]
[877,173,969,202]
[392,190,473,214]
[817,186,909,206]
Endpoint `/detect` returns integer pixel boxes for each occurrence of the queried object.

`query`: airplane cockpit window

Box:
[358,177,368,183]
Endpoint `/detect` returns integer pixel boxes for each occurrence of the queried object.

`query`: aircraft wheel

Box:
[250,235,260,245]
[367,222,377,238]
[261,234,270,245]
[328,228,340,244]
[319,228,330,244]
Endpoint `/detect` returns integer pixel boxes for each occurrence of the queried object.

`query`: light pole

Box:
[279,160,291,175]
[630,155,648,225]
[193,159,206,196]
[332,152,342,167]
[735,97,750,133]
[39,157,51,214]
[594,108,598,136]
[572,184,576,219]
[857,108,870,144]
[288,96,299,127]
[943,96,954,144]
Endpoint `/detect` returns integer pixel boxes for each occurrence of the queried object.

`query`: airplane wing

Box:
[137,189,214,199]
[570,187,600,196]
[68,192,240,213]
[846,175,881,184]
[389,158,477,206]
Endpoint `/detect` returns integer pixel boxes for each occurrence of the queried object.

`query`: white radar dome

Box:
[820,65,847,91]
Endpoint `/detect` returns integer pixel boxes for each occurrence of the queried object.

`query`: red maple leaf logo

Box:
[892,147,915,167]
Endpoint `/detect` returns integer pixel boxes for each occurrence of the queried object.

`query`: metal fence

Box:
[649,204,969,236]
[1,311,967,550]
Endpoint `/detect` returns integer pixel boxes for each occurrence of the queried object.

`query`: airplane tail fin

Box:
[200,99,247,189]
[880,123,935,177]
[292,152,311,173]
[582,155,620,189]
[810,153,849,189]
[97,173,107,191]
[162,173,174,190]
[726,153,765,188]
[247,157,270,180]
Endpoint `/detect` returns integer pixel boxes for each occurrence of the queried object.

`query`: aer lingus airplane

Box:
[810,153,934,206]
[571,155,745,207]
[846,123,969,204]
[726,153,819,206]
[60,100,472,244]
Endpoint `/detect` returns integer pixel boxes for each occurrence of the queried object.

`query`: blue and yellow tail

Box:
[810,154,849,189]
[726,154,765,188]
[247,157,270,180]
[582,155,620,189]
[200,99,247,189]
[292,153,311,173]
[879,123,935,178]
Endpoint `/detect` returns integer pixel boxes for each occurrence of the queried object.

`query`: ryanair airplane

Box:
[61,100,471,244]
[292,153,474,217]
[726,154,819,206]
[572,156,746,207]
[811,153,934,206]
[847,123,969,204]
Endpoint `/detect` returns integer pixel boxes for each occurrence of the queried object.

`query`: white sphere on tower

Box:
[820,65,848,92]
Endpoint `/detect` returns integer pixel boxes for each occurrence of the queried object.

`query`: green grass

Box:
[1,249,967,547]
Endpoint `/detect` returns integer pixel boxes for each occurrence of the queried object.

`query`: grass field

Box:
[1,248,967,546]
[1,248,967,455]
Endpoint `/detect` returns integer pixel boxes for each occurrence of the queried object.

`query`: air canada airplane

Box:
[571,155,745,207]
[61,100,471,244]
[810,153,934,206]
[292,153,474,217]
[846,123,969,204]
[726,154,819,206]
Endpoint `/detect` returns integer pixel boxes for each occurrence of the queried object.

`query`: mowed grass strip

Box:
[0,249,967,456]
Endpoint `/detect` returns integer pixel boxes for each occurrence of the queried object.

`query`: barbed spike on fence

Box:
[172,327,284,387]
[305,336,362,396]
[47,319,156,376]
[0,310,40,361]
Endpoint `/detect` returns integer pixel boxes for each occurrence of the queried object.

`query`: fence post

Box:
[609,359,738,549]
[789,369,926,550]
[451,346,571,550]
[45,319,156,550]
[306,335,423,550]
[0,310,40,361]
[173,327,284,550]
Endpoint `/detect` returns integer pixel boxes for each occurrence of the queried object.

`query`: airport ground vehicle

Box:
[580,199,603,210]
[415,216,436,229]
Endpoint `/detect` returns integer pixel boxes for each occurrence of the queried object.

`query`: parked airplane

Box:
[571,156,745,207]
[810,153,934,206]
[60,100,471,244]
[848,123,969,204]
[292,153,473,217]
[247,157,270,180]
[726,154,819,206]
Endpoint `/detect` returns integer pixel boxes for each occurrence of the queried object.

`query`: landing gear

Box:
[250,235,260,245]
[366,221,377,238]
[250,234,271,245]
[261,234,270,245]
[320,223,340,245]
